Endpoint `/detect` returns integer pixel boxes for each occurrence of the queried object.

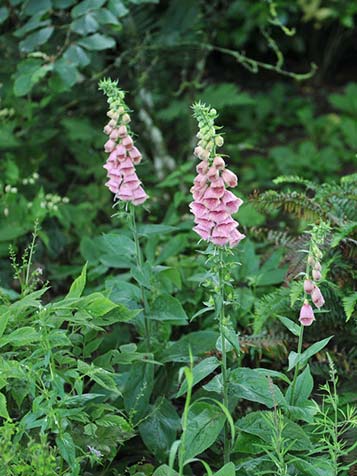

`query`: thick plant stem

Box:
[130,205,151,351]
[290,324,304,404]
[218,247,230,464]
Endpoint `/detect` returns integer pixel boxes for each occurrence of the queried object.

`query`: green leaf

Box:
[83,292,118,316]
[95,7,120,24]
[14,59,52,96]
[0,7,9,23]
[176,357,220,397]
[288,336,333,371]
[153,465,179,476]
[71,12,99,34]
[161,331,218,363]
[19,26,54,53]
[108,0,128,17]
[137,224,177,236]
[0,327,40,348]
[205,368,285,408]
[286,365,313,405]
[0,311,9,338]
[56,432,76,466]
[278,316,301,336]
[67,263,87,299]
[54,58,78,87]
[293,456,335,476]
[214,462,236,476]
[139,399,180,462]
[0,393,10,419]
[23,0,52,15]
[71,0,105,17]
[184,401,225,461]
[63,44,90,66]
[78,33,115,50]
[151,295,188,325]
[234,411,312,453]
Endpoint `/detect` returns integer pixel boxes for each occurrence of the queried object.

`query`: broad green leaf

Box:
[19,26,54,52]
[183,401,225,461]
[234,411,312,452]
[67,262,87,298]
[71,12,99,34]
[95,7,120,25]
[161,331,218,363]
[214,462,236,476]
[78,33,115,50]
[176,357,220,397]
[122,361,154,422]
[278,315,301,336]
[0,311,9,338]
[63,44,90,66]
[139,399,180,462]
[205,368,286,408]
[23,0,52,15]
[137,224,177,236]
[56,432,76,466]
[293,456,335,476]
[286,365,313,405]
[108,0,128,17]
[0,7,9,23]
[54,58,78,87]
[0,393,10,419]
[14,60,52,96]
[288,336,333,371]
[82,292,117,316]
[71,0,105,17]
[0,327,40,348]
[151,295,188,325]
[153,465,178,476]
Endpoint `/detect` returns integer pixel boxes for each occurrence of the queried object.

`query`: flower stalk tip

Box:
[190,102,245,248]
[99,78,148,206]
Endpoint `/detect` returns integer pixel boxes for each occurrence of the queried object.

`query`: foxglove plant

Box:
[290,222,329,403]
[190,102,245,464]
[99,79,151,350]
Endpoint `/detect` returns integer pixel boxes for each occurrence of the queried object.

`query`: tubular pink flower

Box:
[222,169,238,187]
[101,84,148,206]
[311,285,325,308]
[190,111,244,247]
[299,302,315,326]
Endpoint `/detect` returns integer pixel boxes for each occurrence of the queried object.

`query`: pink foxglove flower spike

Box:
[99,79,148,206]
[190,102,245,248]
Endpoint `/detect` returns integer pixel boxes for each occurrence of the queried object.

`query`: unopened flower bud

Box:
[314,262,321,271]
[304,279,314,294]
[312,269,321,281]
[308,256,315,266]
[122,113,131,124]
[215,135,224,147]
[311,286,325,308]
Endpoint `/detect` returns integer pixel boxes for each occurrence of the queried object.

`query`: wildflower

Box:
[311,285,325,308]
[99,79,148,206]
[299,301,315,326]
[190,102,245,248]
[304,279,314,294]
[312,269,321,281]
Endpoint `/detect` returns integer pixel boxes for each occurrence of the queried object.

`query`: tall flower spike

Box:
[99,78,148,206]
[190,102,245,247]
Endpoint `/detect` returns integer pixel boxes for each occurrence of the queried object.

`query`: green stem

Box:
[290,324,304,405]
[130,206,151,351]
[218,247,230,464]
[179,371,193,476]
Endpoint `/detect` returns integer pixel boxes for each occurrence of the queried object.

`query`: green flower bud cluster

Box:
[192,101,224,158]
[99,78,132,128]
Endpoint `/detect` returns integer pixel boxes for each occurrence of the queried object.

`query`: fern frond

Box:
[253,287,290,333]
[273,175,316,189]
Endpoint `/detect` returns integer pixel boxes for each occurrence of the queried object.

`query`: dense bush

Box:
[0,1,356,475]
